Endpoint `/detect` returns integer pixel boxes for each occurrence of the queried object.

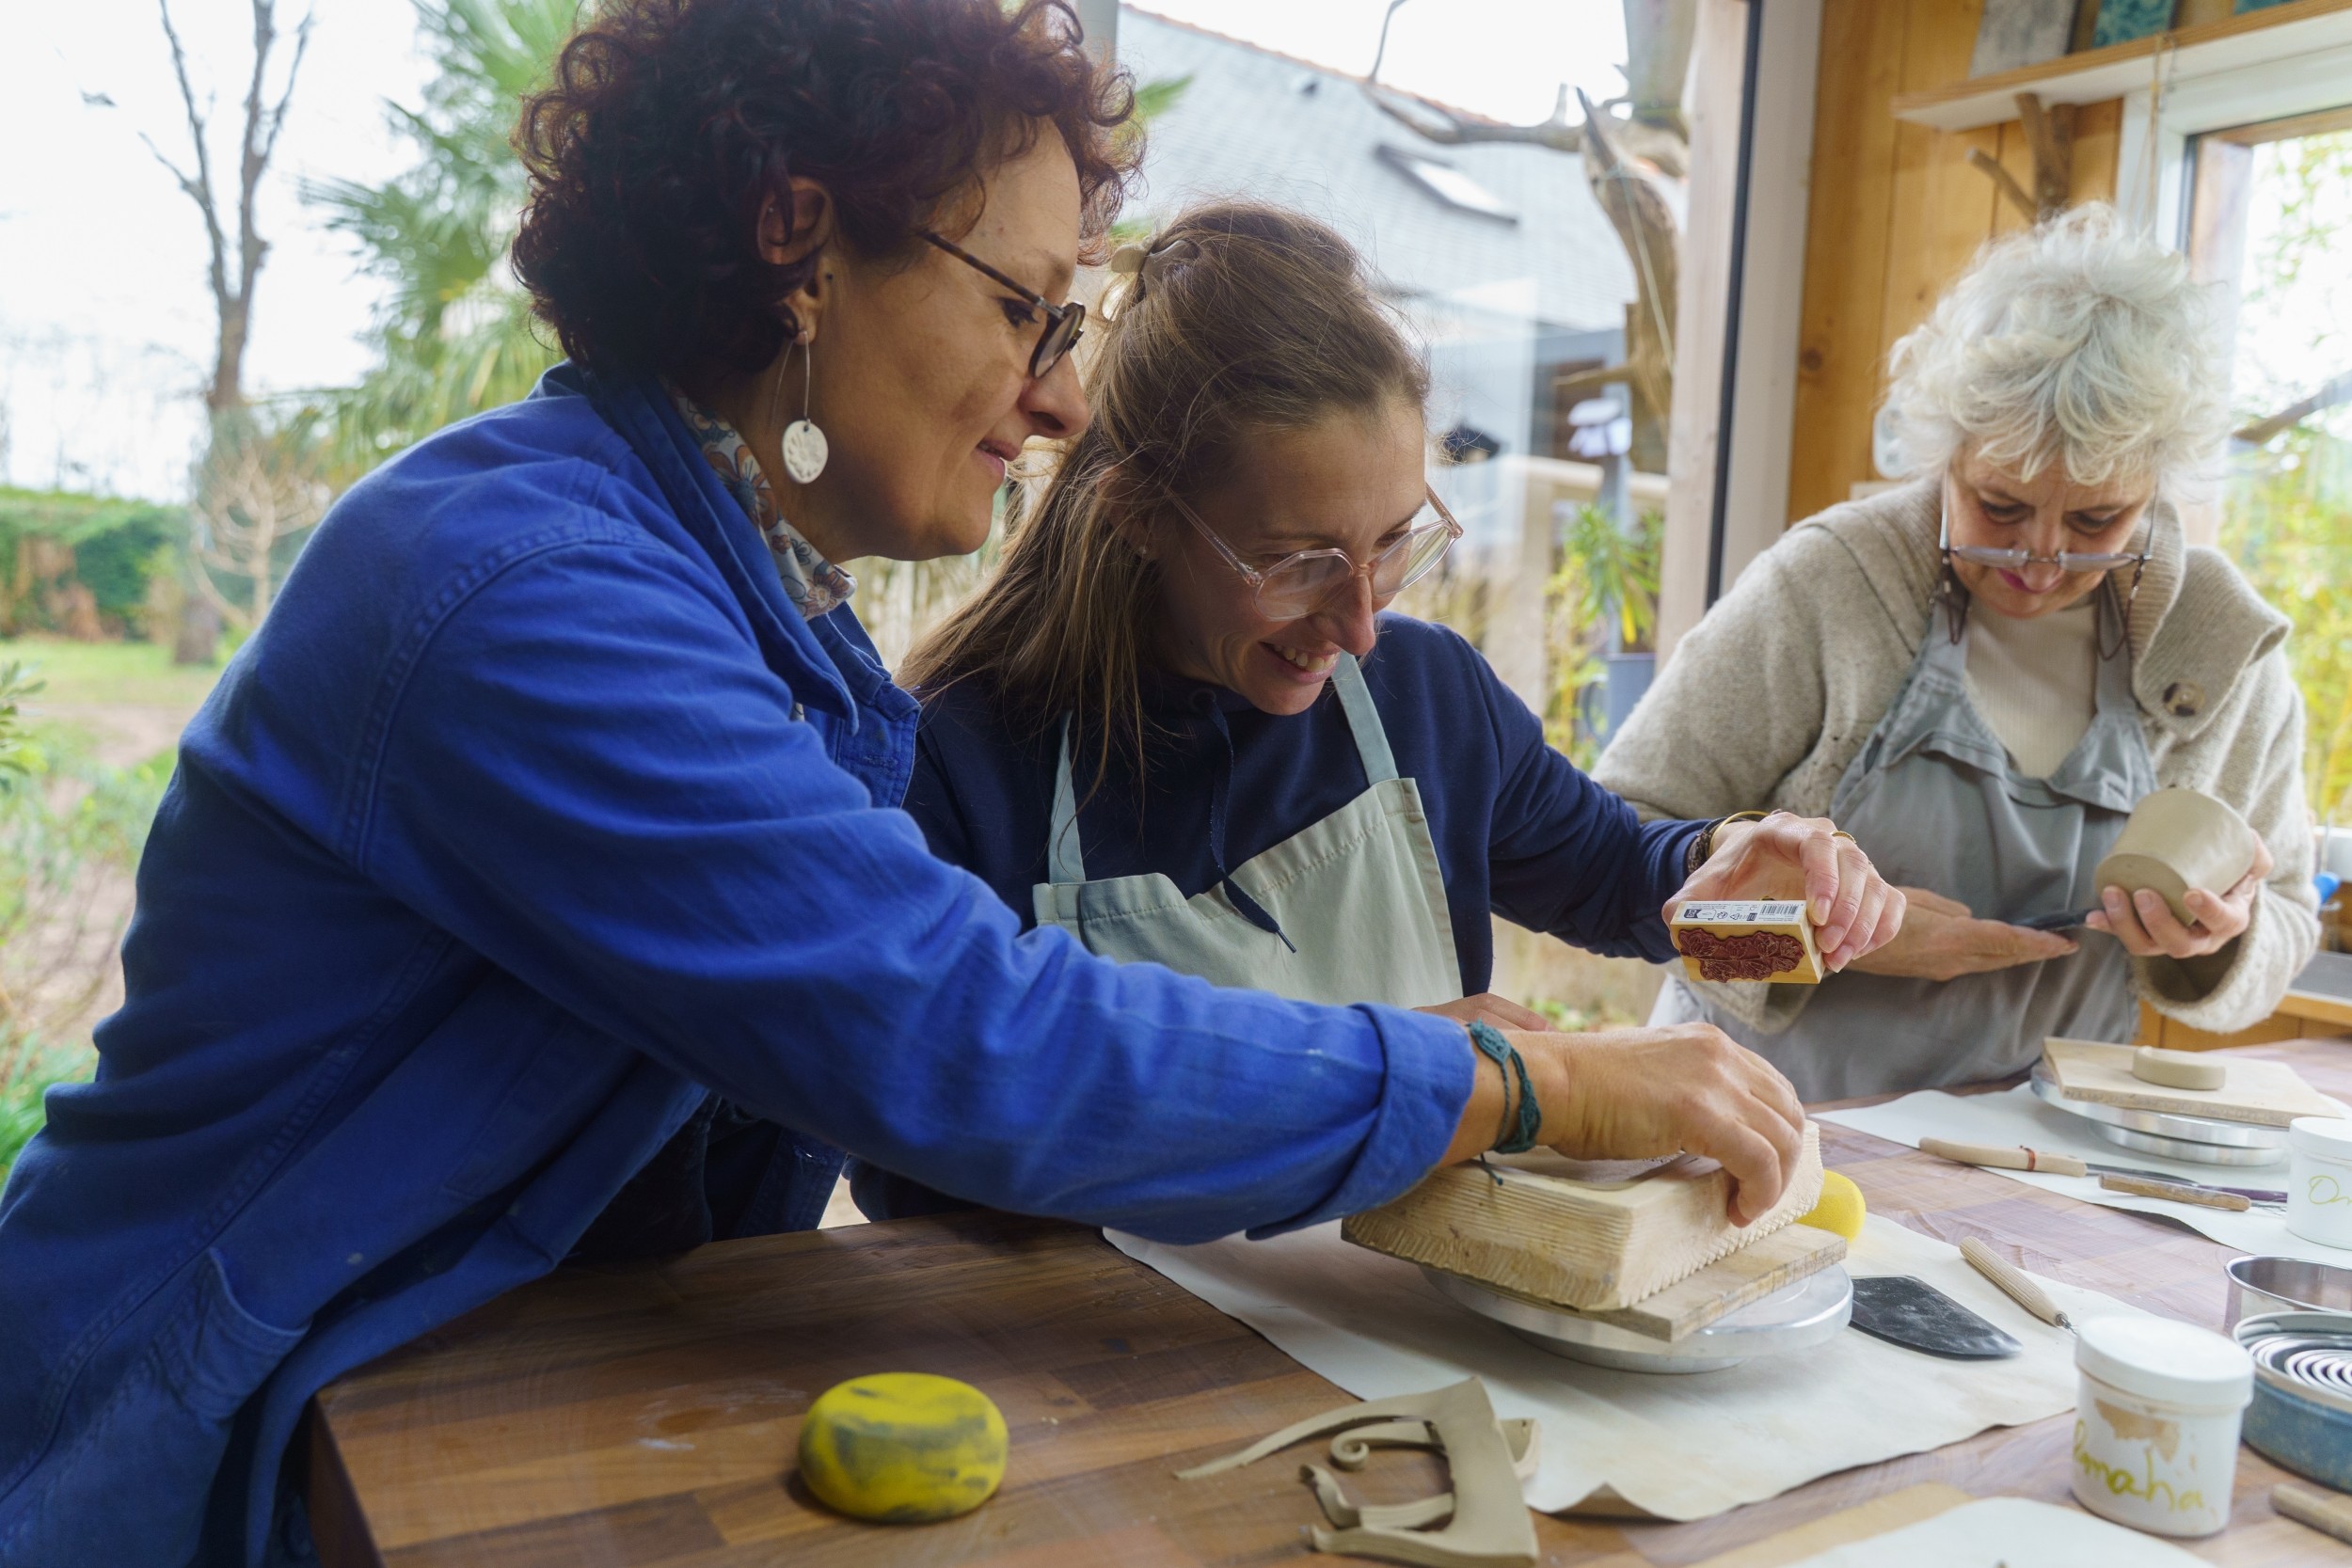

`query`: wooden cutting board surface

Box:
[2042,1037,2340,1127]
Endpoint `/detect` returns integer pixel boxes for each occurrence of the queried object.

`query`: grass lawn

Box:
[0,635,225,712]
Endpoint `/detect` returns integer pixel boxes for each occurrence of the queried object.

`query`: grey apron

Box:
[1657,589,2153,1101]
[1032,653,1463,1008]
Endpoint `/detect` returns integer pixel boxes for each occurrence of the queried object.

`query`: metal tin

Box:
[1422,1264,1852,1374]
[2234,1310,2352,1491]
[2029,1064,2290,1164]
[2227,1258,2352,1330]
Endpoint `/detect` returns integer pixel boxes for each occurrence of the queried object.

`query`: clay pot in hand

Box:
[2094,787,2259,927]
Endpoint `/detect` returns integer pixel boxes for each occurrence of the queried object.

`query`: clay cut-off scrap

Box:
[1177,1378,1536,1568]
[1670,900,1823,984]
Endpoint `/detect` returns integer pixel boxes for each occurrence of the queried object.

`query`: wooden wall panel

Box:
[1788,0,1913,524]
[2072,98,2123,201]
[1877,2,1997,372]
[1786,1,2128,525]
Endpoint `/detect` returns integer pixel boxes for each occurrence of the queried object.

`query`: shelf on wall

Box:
[1891,0,2352,131]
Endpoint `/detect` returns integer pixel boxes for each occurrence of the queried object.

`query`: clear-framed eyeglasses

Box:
[1168,485,1465,622]
[1939,521,2152,657]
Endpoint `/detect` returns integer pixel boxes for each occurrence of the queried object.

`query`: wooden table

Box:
[311,1040,2352,1566]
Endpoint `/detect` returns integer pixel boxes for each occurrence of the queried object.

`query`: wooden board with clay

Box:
[2042,1037,2340,1128]
[1341,1122,1826,1314]
[1465,1220,1847,1342]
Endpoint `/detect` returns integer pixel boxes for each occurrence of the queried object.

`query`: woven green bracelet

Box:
[1467,1020,1540,1154]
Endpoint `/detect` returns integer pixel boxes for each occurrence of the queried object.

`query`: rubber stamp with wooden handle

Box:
[1669,900,1823,984]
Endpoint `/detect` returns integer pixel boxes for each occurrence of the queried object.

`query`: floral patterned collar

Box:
[665,383,856,619]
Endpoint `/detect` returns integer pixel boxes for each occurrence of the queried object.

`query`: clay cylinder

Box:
[2094,788,2258,927]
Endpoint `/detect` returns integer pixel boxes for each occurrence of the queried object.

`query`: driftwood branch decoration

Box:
[1968,148,2041,223]
[1969,90,2074,223]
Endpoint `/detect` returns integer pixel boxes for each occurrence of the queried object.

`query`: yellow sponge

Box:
[798,1372,1008,1523]
[1795,1169,1866,1243]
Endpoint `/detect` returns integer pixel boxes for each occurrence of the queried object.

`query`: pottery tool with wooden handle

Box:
[2274,1481,2352,1547]
[1916,1137,2286,1202]
[1960,1237,2073,1333]
[2099,1173,2254,1211]
[1920,1136,2088,1176]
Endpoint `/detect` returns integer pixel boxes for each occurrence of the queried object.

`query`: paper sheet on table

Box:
[1820,1084,2352,1267]
[1108,1214,2141,1521]
[1780,1497,2204,1567]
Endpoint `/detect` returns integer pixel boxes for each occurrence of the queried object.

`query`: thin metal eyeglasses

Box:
[1168,486,1465,622]
[1939,521,2151,657]
[921,230,1085,379]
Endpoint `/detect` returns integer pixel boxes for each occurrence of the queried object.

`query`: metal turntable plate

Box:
[1422,1264,1853,1374]
[2028,1062,2289,1164]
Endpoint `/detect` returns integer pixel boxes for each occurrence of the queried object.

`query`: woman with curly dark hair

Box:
[0,5,1811,1562]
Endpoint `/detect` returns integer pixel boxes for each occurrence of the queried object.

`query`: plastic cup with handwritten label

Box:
[2071,1317,2252,1537]
[2286,1118,2352,1250]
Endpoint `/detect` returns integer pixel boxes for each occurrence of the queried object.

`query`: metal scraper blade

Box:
[1848,1275,2021,1359]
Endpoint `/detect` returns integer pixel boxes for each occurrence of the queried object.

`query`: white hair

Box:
[1881,204,2228,491]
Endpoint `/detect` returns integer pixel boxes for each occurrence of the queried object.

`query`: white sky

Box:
[0,0,1624,502]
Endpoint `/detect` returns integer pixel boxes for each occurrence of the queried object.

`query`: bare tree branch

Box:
[1368,0,1409,86]
[151,0,231,327]
[2235,370,2352,447]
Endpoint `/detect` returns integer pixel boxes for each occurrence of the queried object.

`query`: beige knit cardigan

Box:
[1593,478,2317,1037]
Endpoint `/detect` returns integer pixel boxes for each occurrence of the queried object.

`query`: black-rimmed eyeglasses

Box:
[921,230,1085,380]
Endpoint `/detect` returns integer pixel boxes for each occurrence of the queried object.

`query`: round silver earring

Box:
[780,333,828,484]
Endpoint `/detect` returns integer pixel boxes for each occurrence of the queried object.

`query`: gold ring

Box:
[1831,831,1855,843]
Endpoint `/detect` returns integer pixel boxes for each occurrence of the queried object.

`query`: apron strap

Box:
[1330,653,1398,785]
[1047,715,1087,884]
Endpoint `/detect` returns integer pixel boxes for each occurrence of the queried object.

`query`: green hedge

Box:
[0,488,180,637]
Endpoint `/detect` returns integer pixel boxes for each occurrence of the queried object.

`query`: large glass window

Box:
[2189,110,2352,839]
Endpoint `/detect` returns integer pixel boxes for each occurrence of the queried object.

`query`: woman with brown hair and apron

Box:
[862,200,1904,1216]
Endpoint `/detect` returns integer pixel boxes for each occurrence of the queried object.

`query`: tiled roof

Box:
[1118,6,1636,333]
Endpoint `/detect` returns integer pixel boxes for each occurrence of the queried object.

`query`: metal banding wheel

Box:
[2028,1063,2291,1165]
[1422,1265,1853,1374]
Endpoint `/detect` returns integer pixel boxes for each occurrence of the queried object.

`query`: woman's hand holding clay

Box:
[1847,886,2078,980]
[1441,1022,1808,1226]
[2087,837,2272,959]
[1670,811,1905,972]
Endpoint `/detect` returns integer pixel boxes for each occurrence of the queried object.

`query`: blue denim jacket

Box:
[0,368,1470,1567]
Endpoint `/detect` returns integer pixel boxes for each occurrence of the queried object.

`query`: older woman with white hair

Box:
[1595,205,2316,1100]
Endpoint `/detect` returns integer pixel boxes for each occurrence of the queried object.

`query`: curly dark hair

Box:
[512,0,1137,379]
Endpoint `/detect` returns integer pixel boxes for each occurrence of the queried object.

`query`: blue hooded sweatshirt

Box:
[0,368,1470,1567]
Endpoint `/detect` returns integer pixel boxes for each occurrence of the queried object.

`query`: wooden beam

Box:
[2210,100,2352,144]
[1658,0,1748,661]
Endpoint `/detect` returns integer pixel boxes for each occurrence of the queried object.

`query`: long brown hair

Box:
[900,199,1429,788]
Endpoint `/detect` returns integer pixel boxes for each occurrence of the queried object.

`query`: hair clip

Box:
[1105,236,1198,302]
